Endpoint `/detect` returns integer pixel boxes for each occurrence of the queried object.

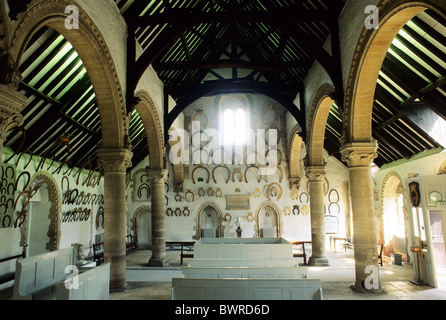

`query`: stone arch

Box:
[193,202,224,240]
[9,0,127,149]
[306,83,336,166]
[344,0,446,144]
[380,171,408,257]
[131,205,151,248]
[135,90,165,169]
[24,170,61,253]
[288,124,304,190]
[254,201,283,238]
[0,1,10,51]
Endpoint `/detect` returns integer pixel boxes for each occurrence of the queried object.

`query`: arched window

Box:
[219,95,250,146]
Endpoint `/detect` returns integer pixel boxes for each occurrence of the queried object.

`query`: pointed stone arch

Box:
[24,170,61,252]
[254,201,283,238]
[131,205,151,247]
[9,0,127,149]
[193,202,225,240]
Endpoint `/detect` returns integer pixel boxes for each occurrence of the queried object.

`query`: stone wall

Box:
[127,94,351,243]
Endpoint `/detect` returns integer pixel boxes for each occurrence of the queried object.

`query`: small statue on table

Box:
[235,217,243,238]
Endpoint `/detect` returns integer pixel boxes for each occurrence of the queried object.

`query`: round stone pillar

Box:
[0,84,26,166]
[97,148,132,291]
[146,168,169,267]
[305,165,329,266]
[340,141,384,293]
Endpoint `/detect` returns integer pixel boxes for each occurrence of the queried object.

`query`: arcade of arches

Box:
[0,0,446,299]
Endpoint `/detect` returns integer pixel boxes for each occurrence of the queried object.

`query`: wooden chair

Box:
[180,242,195,265]
[93,242,104,266]
[291,241,310,265]
[344,237,354,252]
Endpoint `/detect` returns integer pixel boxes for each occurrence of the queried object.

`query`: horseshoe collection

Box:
[165,207,191,217]
[62,208,91,223]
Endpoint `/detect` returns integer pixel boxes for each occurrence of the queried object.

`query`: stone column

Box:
[340,141,384,293]
[97,148,132,291]
[305,165,329,266]
[0,84,26,166]
[146,168,169,267]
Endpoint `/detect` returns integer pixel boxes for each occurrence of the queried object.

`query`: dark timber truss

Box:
[3,0,446,171]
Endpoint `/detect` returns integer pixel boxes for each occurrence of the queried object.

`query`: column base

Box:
[308,255,329,266]
[350,283,387,294]
[109,281,128,293]
[148,256,169,267]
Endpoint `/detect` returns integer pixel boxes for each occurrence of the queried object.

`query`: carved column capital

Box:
[340,140,378,168]
[97,148,133,173]
[289,177,301,190]
[0,84,27,139]
[145,167,168,184]
[305,165,326,182]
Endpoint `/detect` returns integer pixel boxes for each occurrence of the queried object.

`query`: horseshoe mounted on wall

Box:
[68,188,78,205]
[96,206,104,229]
[266,183,282,201]
[2,214,11,228]
[14,171,30,193]
[192,165,210,184]
[263,105,279,125]
[245,165,262,184]
[15,150,34,171]
[137,184,151,199]
[61,176,70,192]
[212,165,230,184]
[263,166,284,183]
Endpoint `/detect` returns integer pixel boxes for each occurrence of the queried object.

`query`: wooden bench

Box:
[94,234,137,266]
[56,263,110,300]
[344,240,384,267]
[13,248,76,300]
[172,278,323,300]
[291,241,311,265]
[126,234,137,251]
[166,241,195,265]
[0,247,26,285]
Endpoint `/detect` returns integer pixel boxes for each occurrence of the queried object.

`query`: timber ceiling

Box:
[3,0,446,173]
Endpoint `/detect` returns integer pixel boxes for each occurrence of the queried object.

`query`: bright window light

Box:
[220,96,249,146]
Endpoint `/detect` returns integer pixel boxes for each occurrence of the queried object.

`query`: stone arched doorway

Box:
[24,171,61,256]
[194,202,224,239]
[381,172,408,259]
[131,205,152,249]
[254,201,283,238]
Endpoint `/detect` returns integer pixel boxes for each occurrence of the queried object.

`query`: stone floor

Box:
[1,247,446,301]
[107,247,446,301]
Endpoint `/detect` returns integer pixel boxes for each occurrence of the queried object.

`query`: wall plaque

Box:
[225,194,250,210]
